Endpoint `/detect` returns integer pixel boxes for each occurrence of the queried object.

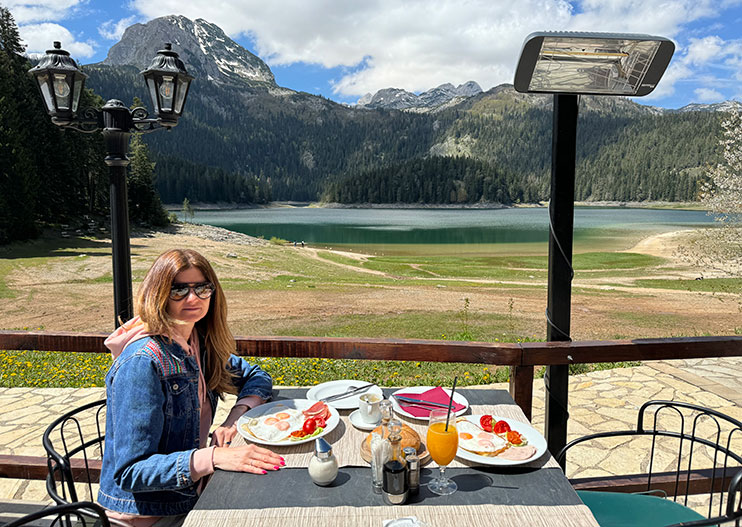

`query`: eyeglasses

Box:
[169,281,215,301]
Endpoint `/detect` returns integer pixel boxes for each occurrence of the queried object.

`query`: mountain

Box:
[102,15,276,87]
[357,81,483,111]
[675,100,742,113]
[82,15,724,206]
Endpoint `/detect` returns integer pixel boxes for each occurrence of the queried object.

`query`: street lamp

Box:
[29,42,194,328]
[513,32,674,462]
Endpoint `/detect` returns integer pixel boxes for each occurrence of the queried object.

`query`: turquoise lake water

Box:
[184,207,716,255]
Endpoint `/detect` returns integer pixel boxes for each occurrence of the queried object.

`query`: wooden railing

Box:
[1,330,742,487]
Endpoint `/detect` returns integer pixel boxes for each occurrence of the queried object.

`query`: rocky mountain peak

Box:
[357,81,483,110]
[101,15,275,86]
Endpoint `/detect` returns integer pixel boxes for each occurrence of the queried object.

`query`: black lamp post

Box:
[29,42,194,328]
[513,31,674,462]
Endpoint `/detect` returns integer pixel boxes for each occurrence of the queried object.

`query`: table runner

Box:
[232,403,560,469]
[183,504,599,527]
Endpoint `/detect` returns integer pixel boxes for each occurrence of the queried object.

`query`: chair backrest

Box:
[556,400,742,521]
[2,501,110,527]
[42,399,106,505]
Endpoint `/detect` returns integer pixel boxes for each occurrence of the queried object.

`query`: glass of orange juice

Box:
[426,408,458,495]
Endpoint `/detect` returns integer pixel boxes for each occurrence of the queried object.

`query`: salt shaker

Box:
[308,437,338,486]
[402,446,420,496]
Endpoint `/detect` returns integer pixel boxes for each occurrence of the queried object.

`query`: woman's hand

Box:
[210,424,238,447]
[213,444,284,474]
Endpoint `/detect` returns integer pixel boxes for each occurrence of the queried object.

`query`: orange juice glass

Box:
[427,421,458,465]
[426,408,458,495]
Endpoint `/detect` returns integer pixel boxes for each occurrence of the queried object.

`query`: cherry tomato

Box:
[480,415,493,432]
[493,420,511,434]
[303,417,317,435]
[315,416,327,428]
[507,430,522,445]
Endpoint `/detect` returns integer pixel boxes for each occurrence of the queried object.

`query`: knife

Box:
[321,383,375,403]
[393,395,452,408]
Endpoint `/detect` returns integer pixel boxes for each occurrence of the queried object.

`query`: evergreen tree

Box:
[128,134,169,226]
[0,6,38,242]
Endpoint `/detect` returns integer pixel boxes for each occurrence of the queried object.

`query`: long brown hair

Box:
[135,249,237,396]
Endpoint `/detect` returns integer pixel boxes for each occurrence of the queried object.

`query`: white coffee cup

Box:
[359,393,382,424]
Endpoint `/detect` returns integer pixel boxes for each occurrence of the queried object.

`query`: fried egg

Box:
[456,418,508,454]
[244,405,304,442]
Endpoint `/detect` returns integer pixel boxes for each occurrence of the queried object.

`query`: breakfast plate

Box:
[454,415,547,466]
[307,379,383,410]
[237,399,340,446]
[390,386,469,421]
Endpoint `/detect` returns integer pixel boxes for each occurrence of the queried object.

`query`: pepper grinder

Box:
[308,437,339,486]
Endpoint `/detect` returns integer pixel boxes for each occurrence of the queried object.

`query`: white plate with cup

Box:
[307,379,383,410]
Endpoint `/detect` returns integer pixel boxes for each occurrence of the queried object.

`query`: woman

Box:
[98,249,283,527]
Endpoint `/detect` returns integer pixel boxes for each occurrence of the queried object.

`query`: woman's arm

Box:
[210,356,273,444]
[109,354,196,492]
[227,355,273,402]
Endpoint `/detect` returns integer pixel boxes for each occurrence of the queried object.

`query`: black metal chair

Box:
[556,400,742,527]
[2,501,110,527]
[43,399,106,505]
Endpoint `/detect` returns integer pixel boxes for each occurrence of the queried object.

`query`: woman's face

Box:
[166,267,211,325]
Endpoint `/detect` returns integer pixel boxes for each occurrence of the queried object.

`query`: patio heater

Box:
[29,42,194,328]
[513,32,674,461]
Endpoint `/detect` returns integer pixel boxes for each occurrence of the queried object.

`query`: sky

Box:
[6,0,742,109]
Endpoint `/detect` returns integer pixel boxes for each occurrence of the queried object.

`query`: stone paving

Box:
[1,357,740,505]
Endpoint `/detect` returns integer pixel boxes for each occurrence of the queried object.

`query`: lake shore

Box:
[165,200,708,212]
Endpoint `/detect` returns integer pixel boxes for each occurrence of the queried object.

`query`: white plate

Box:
[349,409,380,431]
[454,415,547,466]
[390,387,469,421]
[236,399,339,446]
[306,380,383,410]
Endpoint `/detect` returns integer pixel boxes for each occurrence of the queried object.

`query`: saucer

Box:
[349,410,380,431]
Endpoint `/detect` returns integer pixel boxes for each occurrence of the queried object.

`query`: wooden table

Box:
[183,388,599,527]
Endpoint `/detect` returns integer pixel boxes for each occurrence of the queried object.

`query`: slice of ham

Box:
[303,401,331,421]
[498,445,537,461]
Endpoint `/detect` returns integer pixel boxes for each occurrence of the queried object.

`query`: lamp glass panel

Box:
[529,37,662,95]
[72,76,83,112]
[174,76,189,114]
[159,75,174,112]
[146,77,159,113]
[53,73,71,110]
[36,74,55,113]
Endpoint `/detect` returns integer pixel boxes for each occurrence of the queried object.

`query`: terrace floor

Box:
[1,356,741,502]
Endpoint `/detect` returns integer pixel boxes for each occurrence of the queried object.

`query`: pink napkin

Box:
[394,386,466,418]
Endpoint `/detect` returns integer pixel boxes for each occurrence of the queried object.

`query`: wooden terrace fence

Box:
[1,330,741,493]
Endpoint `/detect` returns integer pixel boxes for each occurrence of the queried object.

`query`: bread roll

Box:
[364,423,421,452]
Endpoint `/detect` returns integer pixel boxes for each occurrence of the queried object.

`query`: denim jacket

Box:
[97,335,272,516]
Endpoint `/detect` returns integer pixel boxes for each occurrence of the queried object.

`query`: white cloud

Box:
[20,23,96,58]
[684,36,725,65]
[123,0,740,99]
[568,0,720,36]
[4,0,87,24]
[99,16,139,41]
[694,87,724,101]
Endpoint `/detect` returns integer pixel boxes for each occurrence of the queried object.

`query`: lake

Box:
[185,206,716,256]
